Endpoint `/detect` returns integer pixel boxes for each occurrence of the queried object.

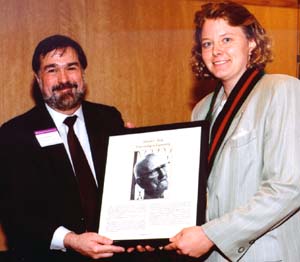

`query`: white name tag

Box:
[35,128,63,147]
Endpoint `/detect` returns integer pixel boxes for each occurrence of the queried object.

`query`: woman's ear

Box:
[249,39,257,54]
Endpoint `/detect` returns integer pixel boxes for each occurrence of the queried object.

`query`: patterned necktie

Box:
[64,116,99,232]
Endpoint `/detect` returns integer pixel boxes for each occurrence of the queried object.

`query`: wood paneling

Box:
[0,0,298,250]
[0,224,6,251]
[0,0,298,126]
[238,0,298,8]
[196,0,299,8]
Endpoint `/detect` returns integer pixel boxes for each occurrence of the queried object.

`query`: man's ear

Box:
[136,178,142,187]
[35,74,41,87]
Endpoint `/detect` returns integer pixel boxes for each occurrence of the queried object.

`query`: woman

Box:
[165,2,300,261]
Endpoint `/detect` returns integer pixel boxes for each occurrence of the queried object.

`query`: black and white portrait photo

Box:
[131,153,170,200]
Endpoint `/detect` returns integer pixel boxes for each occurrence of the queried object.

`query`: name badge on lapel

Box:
[34,128,63,147]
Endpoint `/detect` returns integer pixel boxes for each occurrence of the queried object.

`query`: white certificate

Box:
[98,121,209,247]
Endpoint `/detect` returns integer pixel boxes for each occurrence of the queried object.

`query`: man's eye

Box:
[45,68,57,73]
[68,66,78,71]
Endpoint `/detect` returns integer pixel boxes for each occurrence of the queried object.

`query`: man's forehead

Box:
[40,47,80,67]
[42,47,77,59]
[144,160,167,173]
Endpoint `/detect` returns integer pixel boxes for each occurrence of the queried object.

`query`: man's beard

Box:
[43,82,86,111]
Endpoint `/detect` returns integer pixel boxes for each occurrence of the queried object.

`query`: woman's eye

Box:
[223,37,232,43]
[201,41,212,49]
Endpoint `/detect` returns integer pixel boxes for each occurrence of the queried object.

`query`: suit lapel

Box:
[214,110,243,159]
[81,103,108,193]
[207,68,264,172]
[30,105,79,189]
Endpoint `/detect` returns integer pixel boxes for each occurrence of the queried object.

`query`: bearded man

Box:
[0,35,127,262]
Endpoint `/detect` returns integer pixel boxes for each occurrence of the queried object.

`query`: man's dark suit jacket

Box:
[0,101,127,262]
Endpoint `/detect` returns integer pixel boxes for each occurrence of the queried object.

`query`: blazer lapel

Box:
[81,103,108,193]
[217,110,244,153]
[31,106,78,189]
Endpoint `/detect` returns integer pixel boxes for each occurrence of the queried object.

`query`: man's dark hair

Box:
[32,34,87,74]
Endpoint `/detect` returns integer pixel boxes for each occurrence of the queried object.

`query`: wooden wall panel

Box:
[198,0,298,8]
[0,0,298,251]
[0,0,298,127]
[247,5,298,76]
[84,0,198,125]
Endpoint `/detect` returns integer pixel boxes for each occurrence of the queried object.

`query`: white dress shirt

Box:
[45,104,97,251]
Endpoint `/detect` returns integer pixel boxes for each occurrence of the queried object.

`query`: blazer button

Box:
[238,247,245,253]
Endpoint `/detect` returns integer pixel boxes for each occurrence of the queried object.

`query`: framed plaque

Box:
[98,120,209,247]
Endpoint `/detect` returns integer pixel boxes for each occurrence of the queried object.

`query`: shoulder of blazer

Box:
[82,100,122,116]
[1,105,53,130]
[82,100,125,131]
[0,105,55,144]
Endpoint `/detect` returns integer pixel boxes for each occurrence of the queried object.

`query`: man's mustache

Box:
[52,82,78,92]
